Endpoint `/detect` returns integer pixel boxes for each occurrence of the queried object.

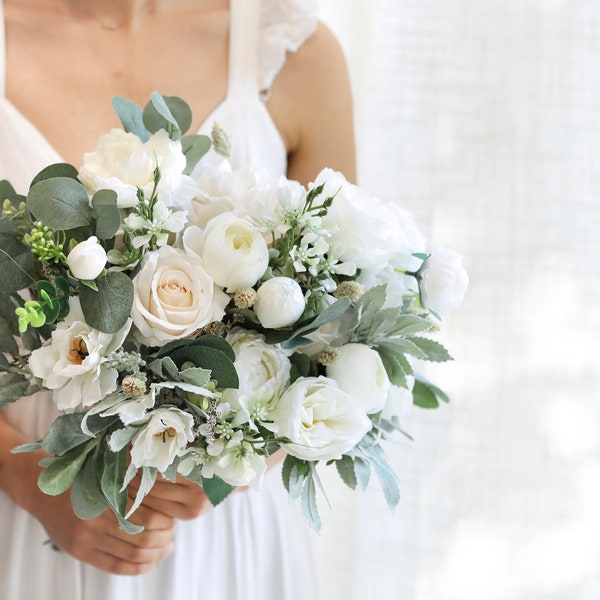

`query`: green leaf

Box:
[40,413,94,456]
[100,443,128,518]
[201,476,235,506]
[386,314,432,336]
[336,455,357,490]
[79,270,133,333]
[92,190,121,240]
[181,134,212,175]
[170,346,238,389]
[408,337,453,362]
[0,221,34,292]
[179,366,212,388]
[0,180,24,204]
[27,177,92,230]
[111,97,150,142]
[413,376,450,409]
[365,444,400,509]
[284,297,351,349]
[376,346,409,388]
[71,454,109,520]
[301,471,322,533]
[11,440,44,453]
[29,163,79,188]
[143,93,192,139]
[0,372,31,408]
[0,313,19,355]
[38,442,94,496]
[125,466,157,519]
[354,456,371,491]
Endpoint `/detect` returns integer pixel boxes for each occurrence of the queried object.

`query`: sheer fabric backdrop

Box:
[313,2,600,599]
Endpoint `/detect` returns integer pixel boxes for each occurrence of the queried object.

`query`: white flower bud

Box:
[66,236,107,280]
[254,277,305,329]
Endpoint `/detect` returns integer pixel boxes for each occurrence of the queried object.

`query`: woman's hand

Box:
[129,474,213,521]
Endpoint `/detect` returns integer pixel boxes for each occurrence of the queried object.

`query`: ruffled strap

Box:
[257,0,318,94]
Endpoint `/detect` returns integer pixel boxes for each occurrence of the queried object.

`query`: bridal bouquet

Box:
[0,93,468,532]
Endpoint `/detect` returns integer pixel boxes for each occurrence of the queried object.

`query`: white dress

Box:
[0,1,319,598]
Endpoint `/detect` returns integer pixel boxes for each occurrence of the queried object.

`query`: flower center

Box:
[68,338,89,365]
[155,427,177,443]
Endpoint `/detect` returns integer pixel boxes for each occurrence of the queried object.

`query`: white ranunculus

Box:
[66,236,107,280]
[222,328,291,422]
[130,245,229,347]
[419,245,469,316]
[28,297,131,410]
[315,168,417,270]
[130,407,195,473]
[192,213,269,292]
[254,277,305,329]
[211,437,267,488]
[79,128,194,209]
[326,343,390,414]
[270,376,371,461]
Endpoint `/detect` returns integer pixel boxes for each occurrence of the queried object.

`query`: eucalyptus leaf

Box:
[0,180,24,204]
[0,314,19,355]
[71,454,109,520]
[143,93,192,139]
[201,476,235,506]
[0,222,34,292]
[170,346,238,389]
[0,372,31,408]
[111,96,150,142]
[30,163,79,188]
[413,376,450,409]
[181,134,212,175]
[92,190,121,240]
[79,270,134,333]
[27,177,92,230]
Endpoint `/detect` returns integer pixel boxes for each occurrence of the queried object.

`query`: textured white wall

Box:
[313,2,600,598]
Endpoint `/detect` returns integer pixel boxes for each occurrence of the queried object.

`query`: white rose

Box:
[419,245,469,316]
[271,376,371,461]
[326,343,390,414]
[28,297,131,410]
[222,328,291,421]
[66,236,107,280]
[254,277,305,329]
[315,168,416,270]
[79,128,194,209]
[190,213,269,292]
[131,245,229,347]
[130,407,195,473]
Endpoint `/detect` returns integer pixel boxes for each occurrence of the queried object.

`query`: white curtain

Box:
[313,2,600,599]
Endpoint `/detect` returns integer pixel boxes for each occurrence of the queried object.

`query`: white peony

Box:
[270,376,371,461]
[66,236,107,280]
[419,245,469,316]
[185,213,269,292]
[79,128,195,209]
[326,343,390,414]
[130,245,229,347]
[209,435,267,488]
[28,297,131,410]
[253,277,305,329]
[130,407,195,473]
[222,328,291,422]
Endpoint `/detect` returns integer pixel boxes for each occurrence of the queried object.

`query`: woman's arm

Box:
[268,22,357,185]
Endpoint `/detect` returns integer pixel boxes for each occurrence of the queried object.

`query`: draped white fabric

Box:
[314,2,600,599]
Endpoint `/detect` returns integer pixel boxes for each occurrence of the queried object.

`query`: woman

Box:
[0,0,355,597]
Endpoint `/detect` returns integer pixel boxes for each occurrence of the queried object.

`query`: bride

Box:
[0,0,355,597]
